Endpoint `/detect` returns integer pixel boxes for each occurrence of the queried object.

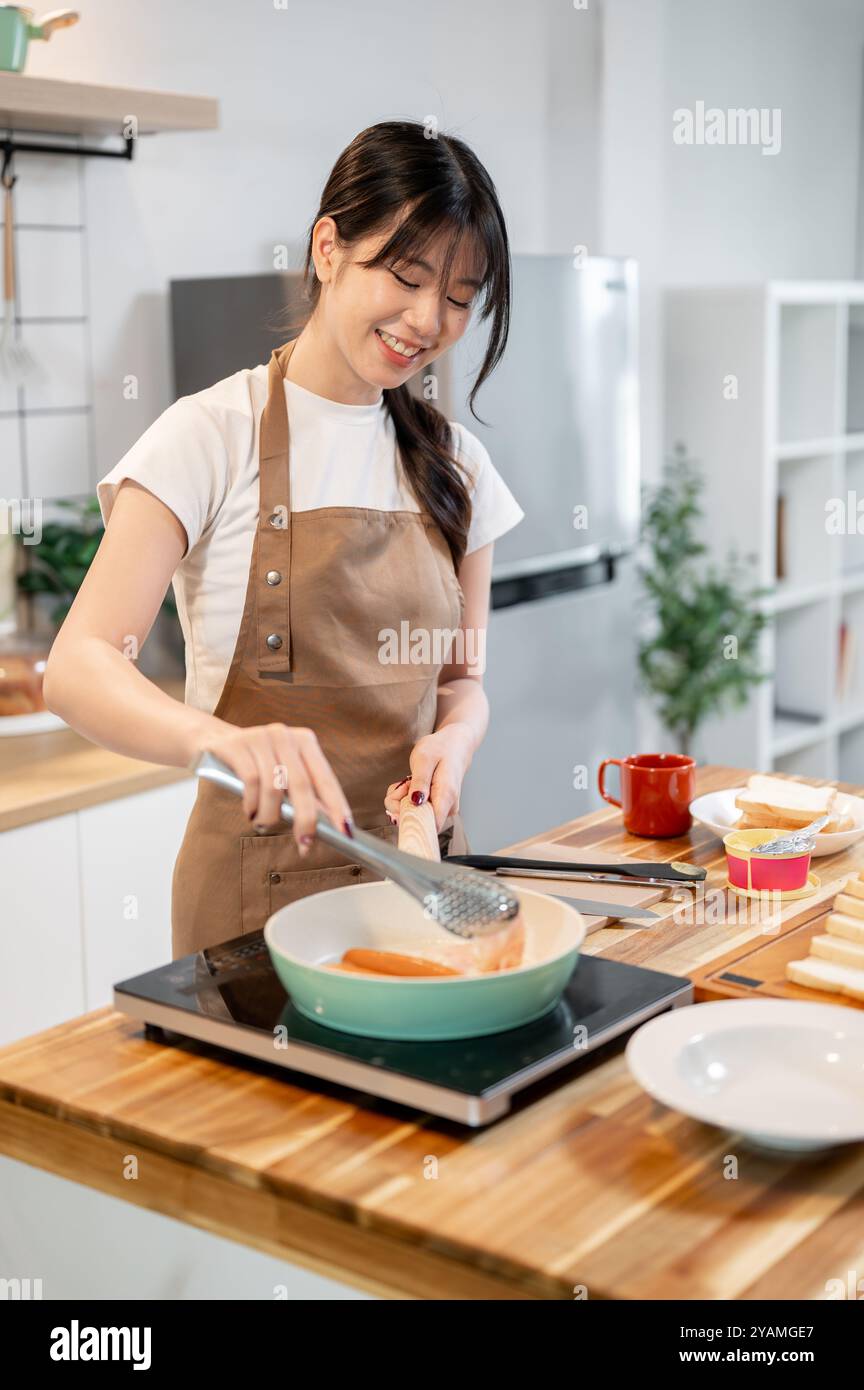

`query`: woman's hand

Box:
[383,723,476,833]
[187,718,354,855]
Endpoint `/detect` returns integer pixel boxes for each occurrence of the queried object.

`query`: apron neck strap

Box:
[260,337,297,462]
[255,339,297,676]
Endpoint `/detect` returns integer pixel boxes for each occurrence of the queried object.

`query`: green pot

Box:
[0,7,79,74]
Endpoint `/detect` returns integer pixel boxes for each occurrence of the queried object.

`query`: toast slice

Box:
[786,956,864,1000]
[825,911,864,943]
[811,933,864,969]
[735,808,849,834]
[833,892,864,921]
[735,775,838,828]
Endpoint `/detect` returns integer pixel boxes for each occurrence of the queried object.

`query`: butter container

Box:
[723,826,816,899]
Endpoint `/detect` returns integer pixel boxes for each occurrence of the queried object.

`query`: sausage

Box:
[341,949,462,977]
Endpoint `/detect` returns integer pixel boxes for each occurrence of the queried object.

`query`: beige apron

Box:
[171,338,471,957]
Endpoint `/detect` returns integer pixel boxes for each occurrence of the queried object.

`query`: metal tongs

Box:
[193,750,521,939]
[751,815,829,855]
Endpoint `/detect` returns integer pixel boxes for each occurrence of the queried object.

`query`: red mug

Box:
[598,753,696,838]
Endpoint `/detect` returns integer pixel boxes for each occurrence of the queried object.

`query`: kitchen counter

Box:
[0,679,190,832]
[1,764,863,1300]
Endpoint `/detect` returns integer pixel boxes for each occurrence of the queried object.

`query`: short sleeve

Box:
[451,422,525,555]
[96,397,232,557]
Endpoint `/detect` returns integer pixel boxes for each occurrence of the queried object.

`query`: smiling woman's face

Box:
[312,215,486,393]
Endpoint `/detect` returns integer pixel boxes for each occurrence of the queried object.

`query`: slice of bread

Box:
[736,811,802,831]
[833,893,864,921]
[786,956,864,1000]
[826,911,864,943]
[735,808,846,834]
[811,933,864,969]
[735,775,838,828]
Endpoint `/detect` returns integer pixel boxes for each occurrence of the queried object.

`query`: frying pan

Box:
[264,799,586,1041]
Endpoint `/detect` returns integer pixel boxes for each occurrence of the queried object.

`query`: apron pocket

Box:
[240,821,397,929]
[268,820,402,913]
[268,862,371,914]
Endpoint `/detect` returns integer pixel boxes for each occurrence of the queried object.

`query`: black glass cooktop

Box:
[114,932,692,1125]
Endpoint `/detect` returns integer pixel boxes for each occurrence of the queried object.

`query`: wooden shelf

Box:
[0,72,218,139]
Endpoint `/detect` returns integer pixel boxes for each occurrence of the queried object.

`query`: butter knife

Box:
[542,895,660,923]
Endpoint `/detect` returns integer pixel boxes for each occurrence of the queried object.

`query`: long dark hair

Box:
[292,121,511,568]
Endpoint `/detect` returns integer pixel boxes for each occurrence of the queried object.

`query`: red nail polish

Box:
[411,790,425,806]
[343,817,354,838]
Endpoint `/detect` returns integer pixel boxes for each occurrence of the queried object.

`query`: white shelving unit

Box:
[665,282,864,783]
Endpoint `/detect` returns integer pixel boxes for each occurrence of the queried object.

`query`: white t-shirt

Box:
[97,365,525,714]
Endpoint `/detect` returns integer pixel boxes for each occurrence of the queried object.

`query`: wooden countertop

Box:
[0,680,191,832]
[1,764,863,1300]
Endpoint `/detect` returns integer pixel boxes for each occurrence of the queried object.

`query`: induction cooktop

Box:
[114,932,692,1126]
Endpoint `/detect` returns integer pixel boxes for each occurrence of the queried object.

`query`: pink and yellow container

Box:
[723,827,819,900]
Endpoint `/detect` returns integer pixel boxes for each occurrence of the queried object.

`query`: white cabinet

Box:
[0,779,197,1045]
[78,780,198,1009]
[0,814,84,1047]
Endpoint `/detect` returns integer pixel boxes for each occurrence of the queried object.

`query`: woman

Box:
[44,121,524,957]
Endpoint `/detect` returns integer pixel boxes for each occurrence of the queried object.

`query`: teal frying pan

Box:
[264,799,586,1042]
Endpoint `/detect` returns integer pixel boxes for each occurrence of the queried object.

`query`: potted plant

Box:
[637,445,770,758]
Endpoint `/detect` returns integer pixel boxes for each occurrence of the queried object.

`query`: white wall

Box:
[598,0,864,753]
[601,0,864,485]
[21,0,601,494]
[663,0,864,286]
[15,0,864,497]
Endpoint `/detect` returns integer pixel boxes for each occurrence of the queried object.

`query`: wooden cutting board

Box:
[692,870,864,1008]
[500,839,672,933]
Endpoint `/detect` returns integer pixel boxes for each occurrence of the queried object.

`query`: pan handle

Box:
[397,798,440,861]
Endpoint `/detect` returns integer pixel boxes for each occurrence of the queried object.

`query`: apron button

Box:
[269,872,282,884]
[265,570,282,586]
[266,633,283,650]
[268,512,284,528]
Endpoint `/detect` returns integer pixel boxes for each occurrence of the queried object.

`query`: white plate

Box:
[690,787,864,857]
[627,999,864,1151]
[0,709,67,736]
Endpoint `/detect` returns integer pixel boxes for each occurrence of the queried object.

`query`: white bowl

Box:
[627,999,864,1151]
[690,787,864,857]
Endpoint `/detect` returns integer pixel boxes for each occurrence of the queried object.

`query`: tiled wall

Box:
[0,147,94,508]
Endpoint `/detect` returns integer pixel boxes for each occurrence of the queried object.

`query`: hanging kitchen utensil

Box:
[0,8,79,73]
[0,147,38,385]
